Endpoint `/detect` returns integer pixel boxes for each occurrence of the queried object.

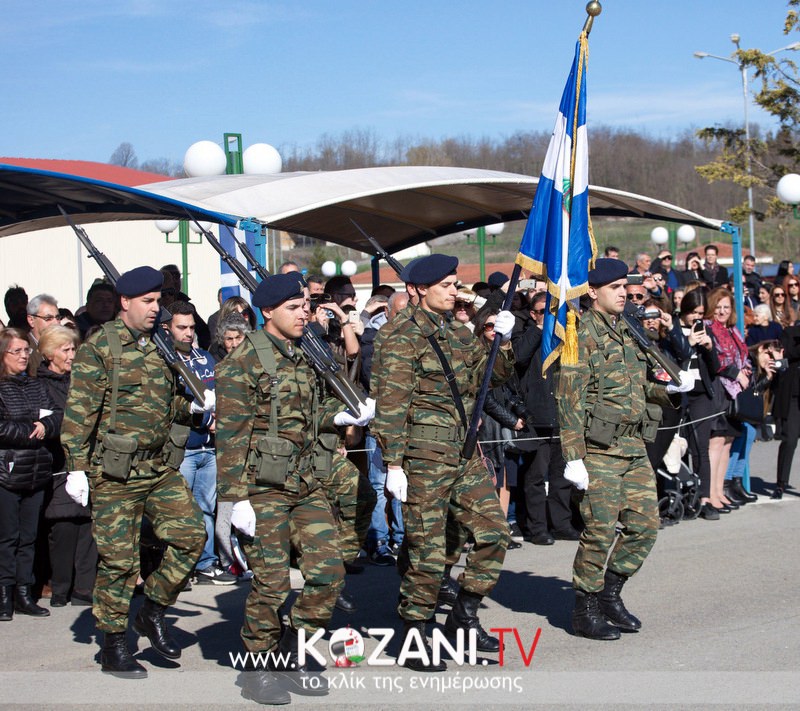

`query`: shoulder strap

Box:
[584,316,608,406]
[246,330,280,434]
[102,323,123,433]
[410,314,468,429]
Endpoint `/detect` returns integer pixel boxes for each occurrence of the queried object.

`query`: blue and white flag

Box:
[515,33,596,371]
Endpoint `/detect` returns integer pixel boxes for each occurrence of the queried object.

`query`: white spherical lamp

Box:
[188,220,213,235]
[183,140,227,177]
[776,173,800,205]
[485,222,505,236]
[154,219,180,235]
[340,260,357,277]
[677,225,697,243]
[243,143,283,175]
[321,260,338,278]
[463,228,478,236]
[650,226,669,245]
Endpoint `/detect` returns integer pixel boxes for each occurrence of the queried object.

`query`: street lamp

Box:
[776,173,800,219]
[464,223,505,281]
[650,224,696,257]
[694,35,800,259]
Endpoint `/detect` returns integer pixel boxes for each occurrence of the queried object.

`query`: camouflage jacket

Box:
[557,308,672,461]
[215,330,340,502]
[371,305,514,467]
[61,319,191,472]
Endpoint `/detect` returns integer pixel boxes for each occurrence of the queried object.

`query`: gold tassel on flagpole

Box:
[561,310,579,365]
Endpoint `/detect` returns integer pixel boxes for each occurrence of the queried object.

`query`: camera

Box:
[509,397,528,419]
[642,309,661,320]
[627,274,644,286]
[772,358,789,373]
[310,293,333,312]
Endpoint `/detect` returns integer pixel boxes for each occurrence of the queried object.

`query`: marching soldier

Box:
[60,266,212,677]
[558,258,681,640]
[215,273,374,705]
[371,254,515,671]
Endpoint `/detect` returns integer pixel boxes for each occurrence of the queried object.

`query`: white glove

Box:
[231,500,256,537]
[564,459,589,491]
[493,310,515,342]
[39,408,53,418]
[334,397,376,427]
[190,389,216,414]
[65,470,89,507]
[385,466,408,502]
[665,370,696,394]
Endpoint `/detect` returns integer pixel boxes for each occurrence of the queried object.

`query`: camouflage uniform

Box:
[371,305,512,621]
[215,331,344,654]
[61,319,205,633]
[558,309,673,593]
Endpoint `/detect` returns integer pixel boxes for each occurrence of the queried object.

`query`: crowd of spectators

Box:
[0,246,797,622]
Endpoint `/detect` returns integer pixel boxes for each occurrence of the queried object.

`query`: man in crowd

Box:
[702,244,729,290]
[75,282,117,339]
[742,255,763,299]
[558,259,678,641]
[4,285,29,331]
[26,293,60,345]
[60,266,211,677]
[215,272,374,704]
[371,254,514,670]
[166,300,236,586]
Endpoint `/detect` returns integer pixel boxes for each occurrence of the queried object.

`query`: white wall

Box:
[1,221,227,321]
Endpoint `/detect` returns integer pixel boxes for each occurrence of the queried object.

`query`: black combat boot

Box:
[723,481,746,506]
[268,626,328,696]
[572,590,620,640]
[399,620,447,672]
[731,476,758,503]
[14,585,49,617]
[240,671,291,705]
[100,632,148,678]
[598,570,641,632]
[335,590,357,613]
[437,566,459,607]
[133,597,181,659]
[444,589,501,653]
[0,585,13,621]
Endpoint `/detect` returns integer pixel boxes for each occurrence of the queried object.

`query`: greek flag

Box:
[515,33,596,371]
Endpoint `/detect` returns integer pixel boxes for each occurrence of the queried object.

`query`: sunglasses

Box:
[661,255,673,261]
[627,293,646,301]
[483,322,496,331]
[532,308,546,315]
[789,282,799,287]
[454,301,471,309]
[774,292,786,297]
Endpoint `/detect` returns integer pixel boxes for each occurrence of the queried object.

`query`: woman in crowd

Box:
[453,287,478,332]
[37,326,96,607]
[678,290,723,519]
[684,252,704,284]
[671,288,685,316]
[773,259,795,286]
[475,306,525,549]
[725,340,782,505]
[769,286,795,328]
[746,304,783,346]
[772,320,800,499]
[758,282,773,306]
[0,328,58,620]
[706,288,752,514]
[210,310,253,361]
[782,275,800,315]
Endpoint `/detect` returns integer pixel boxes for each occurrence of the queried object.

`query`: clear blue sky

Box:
[1,1,796,167]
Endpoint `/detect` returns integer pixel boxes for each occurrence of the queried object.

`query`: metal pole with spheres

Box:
[694,35,800,259]
[464,223,505,282]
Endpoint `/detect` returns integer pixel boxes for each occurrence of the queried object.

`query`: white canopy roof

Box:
[139,166,725,254]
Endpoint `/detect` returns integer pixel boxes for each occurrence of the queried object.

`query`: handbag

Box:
[726,385,764,424]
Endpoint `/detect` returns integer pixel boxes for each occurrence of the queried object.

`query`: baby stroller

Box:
[657,433,702,525]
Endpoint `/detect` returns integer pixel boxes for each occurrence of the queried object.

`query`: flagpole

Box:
[461,1,602,461]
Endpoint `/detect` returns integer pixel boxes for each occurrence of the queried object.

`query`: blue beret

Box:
[405,254,459,285]
[587,258,629,286]
[116,266,163,297]
[398,256,424,283]
[252,273,307,309]
[487,270,509,288]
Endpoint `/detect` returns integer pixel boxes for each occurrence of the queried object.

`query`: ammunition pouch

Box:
[99,433,139,482]
[249,435,296,487]
[641,404,663,443]
[584,403,621,448]
[162,423,191,469]
[313,432,339,480]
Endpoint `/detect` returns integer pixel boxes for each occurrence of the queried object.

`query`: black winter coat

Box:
[0,374,58,492]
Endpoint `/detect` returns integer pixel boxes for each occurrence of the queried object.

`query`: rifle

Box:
[188,217,365,413]
[621,301,684,386]
[59,206,207,402]
[352,219,405,276]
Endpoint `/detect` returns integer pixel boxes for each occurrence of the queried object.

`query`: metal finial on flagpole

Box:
[583,1,602,35]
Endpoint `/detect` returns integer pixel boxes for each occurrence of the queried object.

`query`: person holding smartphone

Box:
[679,291,723,519]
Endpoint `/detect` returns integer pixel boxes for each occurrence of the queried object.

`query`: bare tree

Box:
[108,142,138,168]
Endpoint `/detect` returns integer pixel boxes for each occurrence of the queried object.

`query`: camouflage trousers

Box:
[90,465,204,633]
[572,452,659,593]
[241,481,344,654]
[399,455,508,621]
[318,452,376,563]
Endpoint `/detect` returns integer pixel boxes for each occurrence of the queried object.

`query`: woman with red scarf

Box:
[705,288,752,514]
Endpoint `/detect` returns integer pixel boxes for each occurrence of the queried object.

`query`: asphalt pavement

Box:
[1,439,798,709]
